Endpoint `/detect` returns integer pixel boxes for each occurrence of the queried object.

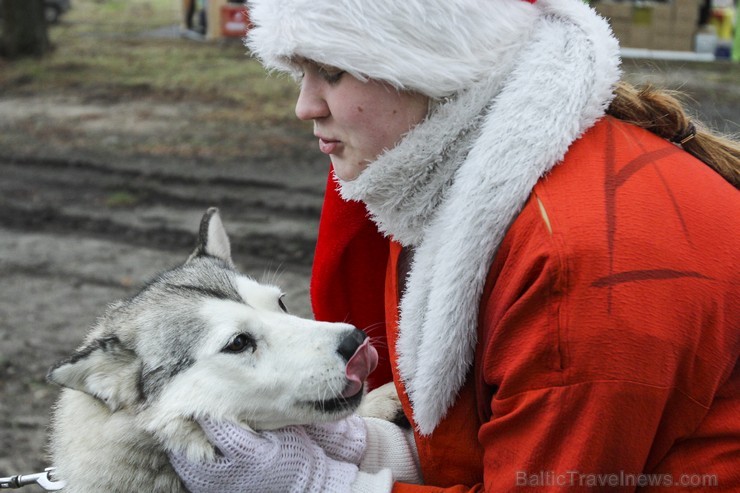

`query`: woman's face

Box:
[294,60,429,181]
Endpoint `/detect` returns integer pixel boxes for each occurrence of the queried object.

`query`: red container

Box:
[220,4,251,37]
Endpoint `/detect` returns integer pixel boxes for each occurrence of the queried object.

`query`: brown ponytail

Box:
[606,81,740,189]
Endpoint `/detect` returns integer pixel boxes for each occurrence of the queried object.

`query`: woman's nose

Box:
[295,77,330,121]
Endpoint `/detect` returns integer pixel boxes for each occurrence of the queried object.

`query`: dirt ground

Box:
[1,41,738,489]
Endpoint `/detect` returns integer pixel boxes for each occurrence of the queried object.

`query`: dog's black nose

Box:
[337,329,368,362]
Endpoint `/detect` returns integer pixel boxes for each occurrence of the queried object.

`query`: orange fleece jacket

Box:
[381,118,739,492]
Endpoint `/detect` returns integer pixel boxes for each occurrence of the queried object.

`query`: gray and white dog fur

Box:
[47,208,398,492]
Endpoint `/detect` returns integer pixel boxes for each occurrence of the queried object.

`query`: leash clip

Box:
[0,468,66,490]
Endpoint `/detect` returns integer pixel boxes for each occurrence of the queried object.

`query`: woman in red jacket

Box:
[172,0,739,491]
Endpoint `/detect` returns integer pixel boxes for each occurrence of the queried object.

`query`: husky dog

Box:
[47,208,380,492]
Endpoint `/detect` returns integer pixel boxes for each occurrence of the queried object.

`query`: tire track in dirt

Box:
[0,154,324,267]
[0,154,324,197]
[0,202,317,266]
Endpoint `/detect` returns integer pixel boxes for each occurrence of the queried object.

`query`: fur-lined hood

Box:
[247,0,621,435]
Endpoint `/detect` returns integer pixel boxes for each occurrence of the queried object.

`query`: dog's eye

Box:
[278,295,288,313]
[222,334,256,354]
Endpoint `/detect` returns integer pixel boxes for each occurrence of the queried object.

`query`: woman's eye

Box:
[278,296,288,313]
[222,334,256,354]
[318,67,345,84]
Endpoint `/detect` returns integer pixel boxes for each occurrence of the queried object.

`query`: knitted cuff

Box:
[360,417,422,484]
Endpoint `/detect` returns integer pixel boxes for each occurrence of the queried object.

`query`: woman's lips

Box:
[318,138,340,155]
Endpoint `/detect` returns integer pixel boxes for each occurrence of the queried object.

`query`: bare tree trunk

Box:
[0,0,50,59]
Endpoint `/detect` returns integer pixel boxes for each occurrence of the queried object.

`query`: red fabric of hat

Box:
[310,168,392,389]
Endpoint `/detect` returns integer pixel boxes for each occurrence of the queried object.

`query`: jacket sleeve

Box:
[388,185,738,492]
[469,189,736,492]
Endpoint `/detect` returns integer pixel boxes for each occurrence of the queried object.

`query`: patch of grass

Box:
[105,190,140,207]
[0,0,299,123]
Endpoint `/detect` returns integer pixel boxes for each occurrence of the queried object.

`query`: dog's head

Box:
[48,208,378,460]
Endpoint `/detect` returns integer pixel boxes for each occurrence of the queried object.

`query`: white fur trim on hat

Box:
[246,0,539,98]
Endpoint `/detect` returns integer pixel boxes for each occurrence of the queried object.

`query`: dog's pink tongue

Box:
[343,339,379,398]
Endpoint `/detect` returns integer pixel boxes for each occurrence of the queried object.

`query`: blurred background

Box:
[0,0,738,488]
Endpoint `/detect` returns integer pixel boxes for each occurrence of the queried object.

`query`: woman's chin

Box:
[332,160,367,182]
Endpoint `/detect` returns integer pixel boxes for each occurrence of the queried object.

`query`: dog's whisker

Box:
[367,336,388,351]
[260,266,284,287]
[363,322,386,332]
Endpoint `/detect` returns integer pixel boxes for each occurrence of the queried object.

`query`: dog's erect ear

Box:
[47,336,143,411]
[187,207,233,266]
